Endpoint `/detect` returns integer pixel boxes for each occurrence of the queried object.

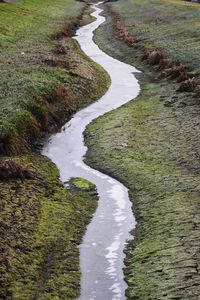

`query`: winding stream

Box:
[42,3,140,300]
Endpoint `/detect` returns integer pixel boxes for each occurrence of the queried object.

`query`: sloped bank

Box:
[0,156,98,299]
[85,81,200,299]
[0,0,110,298]
[0,0,110,154]
[84,1,200,299]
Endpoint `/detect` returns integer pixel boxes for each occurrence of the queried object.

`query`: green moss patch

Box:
[70,177,96,191]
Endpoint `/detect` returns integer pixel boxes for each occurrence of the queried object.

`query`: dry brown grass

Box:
[0,159,34,180]
[176,78,198,92]
[109,6,200,94]
[112,14,140,47]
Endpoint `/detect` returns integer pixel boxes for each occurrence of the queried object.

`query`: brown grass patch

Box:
[176,78,198,93]
[109,6,200,94]
[147,50,164,65]
[0,159,34,180]
[112,13,140,47]
[46,84,69,104]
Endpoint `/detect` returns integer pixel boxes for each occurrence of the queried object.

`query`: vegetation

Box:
[0,0,83,153]
[0,0,110,298]
[85,78,200,299]
[2,0,200,298]
[0,0,110,154]
[0,155,98,299]
[111,0,200,72]
[87,0,200,298]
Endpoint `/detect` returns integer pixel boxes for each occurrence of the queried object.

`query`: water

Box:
[42,3,140,299]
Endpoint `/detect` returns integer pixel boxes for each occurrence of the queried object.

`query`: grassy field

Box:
[0,0,110,154]
[87,0,200,298]
[85,79,200,299]
[0,0,84,153]
[110,0,200,72]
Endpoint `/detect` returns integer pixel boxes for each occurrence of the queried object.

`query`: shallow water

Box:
[42,3,140,300]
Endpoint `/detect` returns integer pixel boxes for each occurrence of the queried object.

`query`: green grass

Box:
[0,155,98,299]
[85,80,200,299]
[0,0,85,154]
[90,1,200,298]
[0,0,111,155]
[109,0,200,72]
[0,0,83,45]
[70,177,96,191]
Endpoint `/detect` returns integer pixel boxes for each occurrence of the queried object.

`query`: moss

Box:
[0,155,98,299]
[70,177,96,191]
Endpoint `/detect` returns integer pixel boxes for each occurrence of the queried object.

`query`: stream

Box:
[42,3,140,300]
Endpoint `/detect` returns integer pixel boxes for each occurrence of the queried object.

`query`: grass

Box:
[85,80,200,299]
[0,155,98,299]
[0,0,111,154]
[0,0,84,154]
[0,0,83,44]
[86,1,200,297]
[110,0,200,72]
[70,177,96,191]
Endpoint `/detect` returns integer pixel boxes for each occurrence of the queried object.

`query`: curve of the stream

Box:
[42,3,140,300]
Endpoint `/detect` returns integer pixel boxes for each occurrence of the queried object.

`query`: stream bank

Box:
[0,1,110,298]
[0,156,98,299]
[0,0,110,155]
[84,1,200,299]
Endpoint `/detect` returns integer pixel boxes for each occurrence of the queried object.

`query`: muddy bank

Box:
[84,2,200,299]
